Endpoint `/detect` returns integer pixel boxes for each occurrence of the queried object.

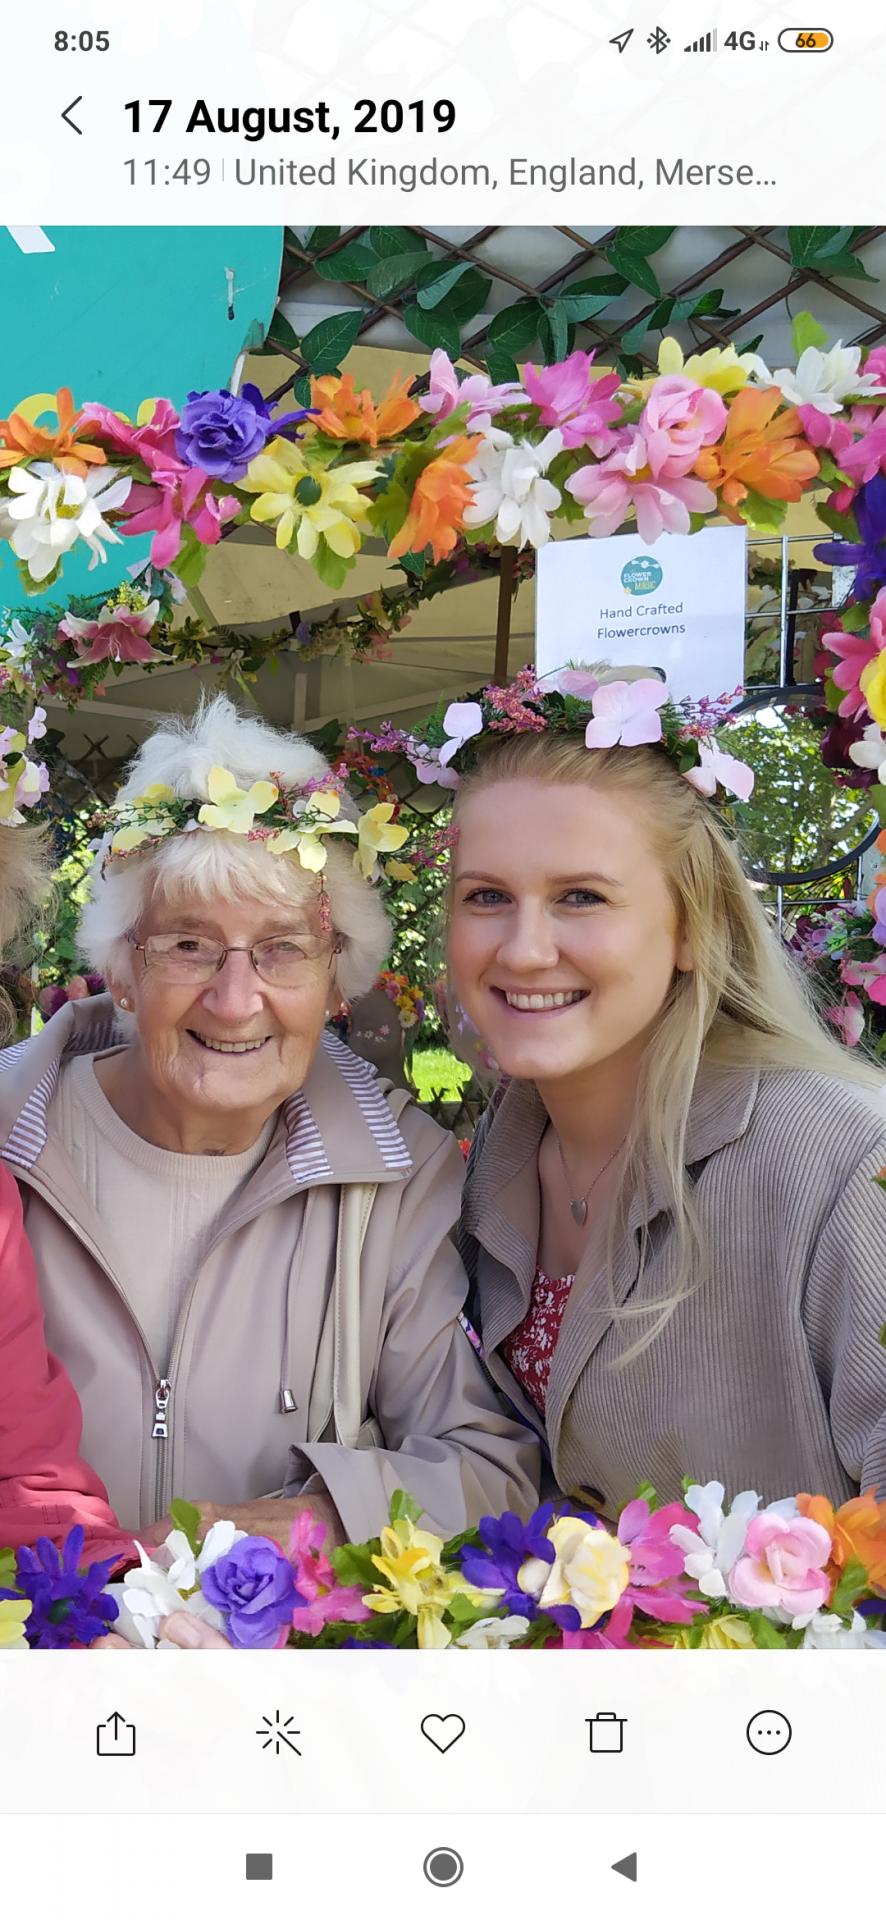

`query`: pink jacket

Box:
[0,1158,130,1564]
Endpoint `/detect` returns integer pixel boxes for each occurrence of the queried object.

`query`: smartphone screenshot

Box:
[1,3,885,1910]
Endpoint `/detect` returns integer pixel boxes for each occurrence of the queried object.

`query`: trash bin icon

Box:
[586,1711,627,1753]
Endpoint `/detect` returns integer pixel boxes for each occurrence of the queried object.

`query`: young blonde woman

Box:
[0,813,126,1560]
[438,667,886,1516]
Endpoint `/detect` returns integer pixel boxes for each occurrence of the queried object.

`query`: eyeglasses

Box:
[127,930,340,987]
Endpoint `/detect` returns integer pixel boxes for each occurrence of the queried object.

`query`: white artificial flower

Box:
[464,426,563,549]
[1,619,33,665]
[5,461,132,582]
[750,343,886,415]
[108,1525,244,1648]
[803,1609,886,1650]
[670,1482,760,1598]
[454,1615,529,1649]
[438,700,484,768]
[849,722,886,782]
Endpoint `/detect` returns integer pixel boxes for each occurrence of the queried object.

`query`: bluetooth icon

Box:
[648,27,671,53]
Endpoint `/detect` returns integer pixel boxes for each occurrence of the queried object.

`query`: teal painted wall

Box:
[0,225,283,607]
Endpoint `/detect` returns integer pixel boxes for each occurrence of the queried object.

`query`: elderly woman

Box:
[0,698,538,1553]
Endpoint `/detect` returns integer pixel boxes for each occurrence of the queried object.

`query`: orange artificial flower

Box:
[693,386,819,515]
[388,435,479,564]
[310,371,421,447]
[0,387,107,478]
[796,1488,886,1592]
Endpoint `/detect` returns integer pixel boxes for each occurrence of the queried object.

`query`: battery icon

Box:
[777,28,833,50]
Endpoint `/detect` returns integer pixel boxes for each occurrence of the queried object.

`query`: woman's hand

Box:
[190,1491,347,1553]
[159,1612,233,1649]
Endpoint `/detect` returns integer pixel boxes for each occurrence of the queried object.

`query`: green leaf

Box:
[300,309,363,375]
[313,243,378,282]
[791,310,830,357]
[369,225,428,259]
[330,1539,381,1587]
[737,333,764,356]
[564,272,628,299]
[544,299,569,363]
[171,523,208,590]
[366,251,432,301]
[788,225,842,268]
[389,1488,424,1526]
[293,375,312,407]
[265,310,301,353]
[735,488,788,535]
[302,226,341,254]
[691,287,727,316]
[416,260,473,309]
[556,290,617,323]
[486,299,542,355]
[604,246,661,298]
[446,270,492,323]
[485,348,520,386]
[830,1554,873,1615]
[401,301,462,359]
[620,314,651,355]
[398,549,426,577]
[871,784,886,829]
[748,1609,787,1648]
[169,1499,202,1556]
[814,250,878,284]
[0,1547,18,1588]
[878,1320,886,1349]
[614,225,674,254]
[815,225,858,258]
[311,534,356,591]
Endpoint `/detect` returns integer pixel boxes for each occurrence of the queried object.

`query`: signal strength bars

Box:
[685,28,717,51]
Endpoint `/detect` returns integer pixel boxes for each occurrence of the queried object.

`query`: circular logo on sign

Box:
[621,555,663,596]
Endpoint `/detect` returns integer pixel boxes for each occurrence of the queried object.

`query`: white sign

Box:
[535,525,747,704]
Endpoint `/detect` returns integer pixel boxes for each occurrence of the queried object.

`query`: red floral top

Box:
[502,1266,575,1415]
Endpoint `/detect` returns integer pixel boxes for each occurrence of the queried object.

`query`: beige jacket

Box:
[0,997,539,1540]
[458,1063,886,1514]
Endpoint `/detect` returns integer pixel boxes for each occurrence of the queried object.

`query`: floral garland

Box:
[90,767,408,881]
[3,1480,885,1651]
[787,881,886,1050]
[356,664,754,805]
[1,317,877,612]
[377,969,426,1030]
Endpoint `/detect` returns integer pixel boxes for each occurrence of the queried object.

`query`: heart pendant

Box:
[570,1198,587,1226]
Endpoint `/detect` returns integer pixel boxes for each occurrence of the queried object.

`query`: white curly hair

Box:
[78,696,391,1000]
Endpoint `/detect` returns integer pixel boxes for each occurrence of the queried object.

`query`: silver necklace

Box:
[554,1129,626,1226]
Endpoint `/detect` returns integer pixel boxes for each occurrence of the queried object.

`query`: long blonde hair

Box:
[451,730,882,1357]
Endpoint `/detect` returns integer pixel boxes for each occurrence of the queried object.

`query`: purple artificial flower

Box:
[1,1526,120,1648]
[174,384,313,483]
[460,1502,557,1619]
[820,714,878,787]
[814,472,886,600]
[201,1535,302,1649]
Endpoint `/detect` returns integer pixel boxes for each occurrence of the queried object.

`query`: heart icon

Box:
[420,1713,466,1753]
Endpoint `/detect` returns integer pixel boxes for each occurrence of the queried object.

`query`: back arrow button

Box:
[61,96,83,135]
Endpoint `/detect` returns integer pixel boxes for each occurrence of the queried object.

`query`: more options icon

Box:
[746,1710,792,1755]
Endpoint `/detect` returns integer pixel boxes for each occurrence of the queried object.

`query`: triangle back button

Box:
[611,1853,637,1882]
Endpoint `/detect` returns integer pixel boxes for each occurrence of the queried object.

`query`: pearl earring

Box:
[119,997,129,1009]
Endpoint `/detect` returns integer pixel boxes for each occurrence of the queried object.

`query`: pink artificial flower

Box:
[798,405,855,458]
[617,1498,706,1626]
[727,1511,832,1617]
[864,347,886,388]
[837,412,886,487]
[419,350,522,431]
[841,952,886,1004]
[79,398,181,467]
[522,350,623,453]
[584,677,667,748]
[559,1592,636,1649]
[640,375,727,478]
[58,600,159,666]
[683,740,755,802]
[407,743,459,789]
[825,991,866,1047]
[828,627,882,722]
[119,466,239,569]
[285,1510,372,1638]
[547,668,600,700]
[567,425,718,541]
[873,886,886,949]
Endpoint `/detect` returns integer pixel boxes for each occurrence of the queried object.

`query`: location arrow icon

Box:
[61,96,83,134]
[612,1853,637,1882]
[610,29,633,53]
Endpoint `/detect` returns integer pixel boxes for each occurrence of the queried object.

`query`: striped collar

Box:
[0,996,412,1185]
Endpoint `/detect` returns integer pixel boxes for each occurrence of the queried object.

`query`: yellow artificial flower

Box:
[198,766,278,834]
[266,817,355,869]
[240,437,379,560]
[356,802,408,879]
[139,783,178,805]
[365,1516,489,1651]
[385,860,417,882]
[861,651,886,729]
[657,338,758,394]
[0,1597,31,1649]
[0,731,29,820]
[675,1614,756,1650]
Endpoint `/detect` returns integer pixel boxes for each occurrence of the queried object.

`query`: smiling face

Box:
[105,887,338,1151]
[448,778,693,1098]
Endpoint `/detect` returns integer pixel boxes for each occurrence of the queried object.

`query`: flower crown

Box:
[358,664,754,803]
[91,767,408,881]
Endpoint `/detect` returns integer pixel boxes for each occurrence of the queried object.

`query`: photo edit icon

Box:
[245,1856,273,1882]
